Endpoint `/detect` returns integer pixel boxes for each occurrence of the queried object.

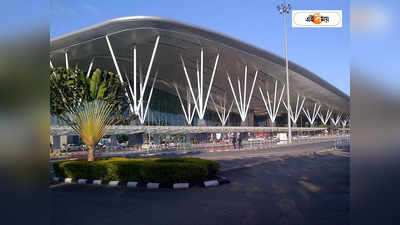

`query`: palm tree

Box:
[63,100,116,161]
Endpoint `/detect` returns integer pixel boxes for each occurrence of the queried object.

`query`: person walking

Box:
[232,135,237,149]
[137,133,143,151]
[238,133,242,150]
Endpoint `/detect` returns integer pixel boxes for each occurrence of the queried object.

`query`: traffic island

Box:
[52,176,230,189]
[51,157,230,190]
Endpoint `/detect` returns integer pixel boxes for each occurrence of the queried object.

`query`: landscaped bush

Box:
[53,158,220,183]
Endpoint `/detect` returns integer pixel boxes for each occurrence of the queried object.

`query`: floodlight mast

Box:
[277,0,292,143]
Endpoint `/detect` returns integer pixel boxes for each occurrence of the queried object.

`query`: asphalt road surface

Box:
[51,148,349,225]
[50,139,347,177]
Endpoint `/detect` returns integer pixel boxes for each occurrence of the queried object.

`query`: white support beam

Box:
[133,45,137,113]
[341,114,349,127]
[211,96,223,125]
[105,35,134,114]
[64,50,69,69]
[303,109,312,124]
[188,90,197,124]
[259,80,285,123]
[86,58,94,78]
[175,85,189,123]
[318,108,333,125]
[126,36,161,124]
[140,36,160,98]
[105,35,124,83]
[200,49,204,110]
[105,35,161,122]
[180,49,219,120]
[174,85,197,125]
[282,94,306,124]
[196,60,201,109]
[227,67,258,122]
[50,59,58,79]
[123,72,135,104]
[237,77,243,112]
[302,103,321,126]
[202,51,219,117]
[330,113,342,126]
[210,94,233,126]
[180,55,200,117]
[138,70,158,125]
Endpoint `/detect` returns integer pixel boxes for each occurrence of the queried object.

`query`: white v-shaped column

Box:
[302,102,321,126]
[106,35,160,123]
[341,114,349,127]
[318,108,333,125]
[330,113,342,126]
[64,50,69,69]
[180,48,219,120]
[259,80,285,124]
[174,84,197,125]
[86,57,94,78]
[282,94,306,124]
[210,94,234,126]
[227,65,258,122]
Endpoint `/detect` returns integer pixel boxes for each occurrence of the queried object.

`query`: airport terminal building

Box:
[50,16,350,146]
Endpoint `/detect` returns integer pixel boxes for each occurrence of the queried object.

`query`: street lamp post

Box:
[277,0,292,143]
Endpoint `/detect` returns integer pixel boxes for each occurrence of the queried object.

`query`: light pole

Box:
[277,0,292,143]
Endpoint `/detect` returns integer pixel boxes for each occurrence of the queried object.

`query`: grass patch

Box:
[53,157,220,183]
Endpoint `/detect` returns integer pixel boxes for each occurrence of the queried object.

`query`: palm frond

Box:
[63,100,116,146]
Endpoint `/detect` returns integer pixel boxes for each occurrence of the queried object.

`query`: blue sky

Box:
[50,0,349,95]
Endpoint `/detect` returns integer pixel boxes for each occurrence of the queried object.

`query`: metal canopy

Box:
[50,16,349,115]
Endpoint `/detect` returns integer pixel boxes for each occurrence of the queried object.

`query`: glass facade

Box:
[146,88,243,126]
[50,88,243,126]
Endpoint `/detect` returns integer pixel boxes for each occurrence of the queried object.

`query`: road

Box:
[51,146,349,225]
[50,138,348,178]
[50,135,349,159]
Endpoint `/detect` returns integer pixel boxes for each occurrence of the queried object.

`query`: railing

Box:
[50,134,350,160]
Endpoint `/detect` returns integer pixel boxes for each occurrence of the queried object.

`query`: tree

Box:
[50,67,129,122]
[63,100,116,161]
[50,67,134,160]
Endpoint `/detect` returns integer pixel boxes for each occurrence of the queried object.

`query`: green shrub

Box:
[53,161,66,178]
[155,158,220,178]
[53,157,219,183]
[139,162,208,183]
[107,161,143,181]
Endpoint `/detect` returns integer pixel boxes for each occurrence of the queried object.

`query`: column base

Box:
[267,120,276,127]
[197,119,207,126]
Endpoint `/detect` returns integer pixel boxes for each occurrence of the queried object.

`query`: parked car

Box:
[61,144,81,152]
[168,142,177,147]
[119,142,128,147]
[107,145,122,151]
[80,144,87,151]
[98,142,109,149]
[141,142,155,149]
